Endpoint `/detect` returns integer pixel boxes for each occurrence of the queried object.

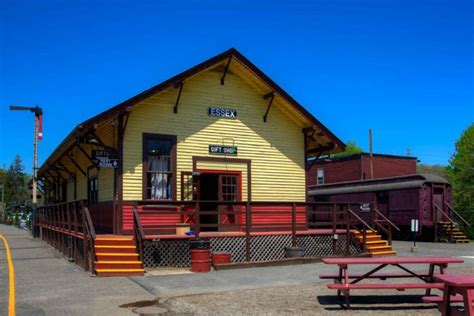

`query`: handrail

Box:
[434,203,456,226]
[347,208,375,232]
[83,206,96,239]
[82,204,96,274]
[372,208,401,232]
[445,203,471,227]
[132,203,145,263]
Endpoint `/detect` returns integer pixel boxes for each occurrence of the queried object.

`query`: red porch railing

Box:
[37,200,96,274]
[127,201,375,261]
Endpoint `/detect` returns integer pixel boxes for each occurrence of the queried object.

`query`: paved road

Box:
[0,224,154,316]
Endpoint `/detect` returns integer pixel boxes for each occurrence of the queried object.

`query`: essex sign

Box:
[209,145,238,155]
[92,150,119,168]
[208,107,237,119]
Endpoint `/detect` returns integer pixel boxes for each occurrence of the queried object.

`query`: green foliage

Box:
[3,155,30,207]
[13,211,19,227]
[417,164,448,178]
[447,124,474,238]
[333,140,363,157]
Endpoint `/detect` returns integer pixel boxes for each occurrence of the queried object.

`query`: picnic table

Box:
[321,256,464,308]
[423,274,474,316]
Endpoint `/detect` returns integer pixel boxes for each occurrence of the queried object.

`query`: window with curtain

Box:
[144,134,176,200]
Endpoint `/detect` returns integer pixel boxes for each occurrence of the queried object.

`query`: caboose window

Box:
[143,134,176,200]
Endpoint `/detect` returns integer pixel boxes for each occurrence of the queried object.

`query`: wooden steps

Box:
[354,230,397,256]
[94,236,144,277]
[438,222,470,243]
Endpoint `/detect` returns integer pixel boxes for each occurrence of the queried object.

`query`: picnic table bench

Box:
[322,256,464,308]
[422,274,474,316]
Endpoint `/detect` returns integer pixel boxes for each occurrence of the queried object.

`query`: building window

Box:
[88,177,98,204]
[143,134,176,200]
[317,169,324,185]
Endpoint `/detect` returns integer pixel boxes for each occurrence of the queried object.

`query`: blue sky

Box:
[1,0,472,172]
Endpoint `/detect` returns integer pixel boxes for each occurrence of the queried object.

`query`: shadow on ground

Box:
[318,294,437,311]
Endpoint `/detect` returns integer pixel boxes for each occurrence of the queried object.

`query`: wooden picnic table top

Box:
[323,256,464,265]
[435,274,474,287]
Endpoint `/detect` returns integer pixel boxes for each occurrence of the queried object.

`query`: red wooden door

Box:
[218,174,240,231]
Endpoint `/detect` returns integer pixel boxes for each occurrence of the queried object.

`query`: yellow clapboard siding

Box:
[123,69,306,202]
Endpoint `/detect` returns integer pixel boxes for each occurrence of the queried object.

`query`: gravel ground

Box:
[144,241,474,315]
[159,265,474,315]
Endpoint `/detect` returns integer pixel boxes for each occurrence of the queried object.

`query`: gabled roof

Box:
[39,48,344,174]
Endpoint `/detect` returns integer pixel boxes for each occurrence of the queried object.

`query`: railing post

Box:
[82,202,89,272]
[345,204,350,256]
[194,201,200,238]
[388,225,392,246]
[370,203,376,233]
[132,202,144,264]
[362,228,367,252]
[291,203,297,247]
[332,204,337,255]
[61,203,66,255]
[245,202,251,262]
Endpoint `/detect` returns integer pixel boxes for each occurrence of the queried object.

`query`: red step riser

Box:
[96,255,139,261]
[95,263,143,270]
[95,240,135,246]
[95,247,137,254]
[96,272,144,277]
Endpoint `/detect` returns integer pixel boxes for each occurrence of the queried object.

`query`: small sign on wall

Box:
[92,150,119,168]
[410,219,419,232]
[209,145,238,155]
[208,107,237,119]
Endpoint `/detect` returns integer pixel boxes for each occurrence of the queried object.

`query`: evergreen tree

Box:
[4,155,29,206]
[447,124,474,238]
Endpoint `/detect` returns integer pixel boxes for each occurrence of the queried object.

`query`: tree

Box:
[446,124,474,238]
[333,140,363,157]
[417,164,447,178]
[4,155,30,207]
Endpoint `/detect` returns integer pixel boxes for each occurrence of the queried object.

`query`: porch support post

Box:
[220,56,232,85]
[75,142,98,169]
[173,81,185,114]
[66,151,86,177]
[263,92,275,122]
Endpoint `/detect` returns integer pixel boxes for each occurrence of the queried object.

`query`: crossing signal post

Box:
[9,105,43,237]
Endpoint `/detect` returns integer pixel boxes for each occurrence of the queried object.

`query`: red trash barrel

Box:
[190,249,211,272]
[211,252,232,265]
[189,238,211,273]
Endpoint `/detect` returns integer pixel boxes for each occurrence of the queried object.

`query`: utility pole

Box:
[9,105,43,237]
[369,128,374,179]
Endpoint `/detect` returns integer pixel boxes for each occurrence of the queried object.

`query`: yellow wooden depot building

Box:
[38,48,344,235]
